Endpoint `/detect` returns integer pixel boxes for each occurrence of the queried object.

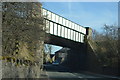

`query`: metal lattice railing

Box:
[42,8,87,43]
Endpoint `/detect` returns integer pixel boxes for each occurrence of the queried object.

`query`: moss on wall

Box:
[2,2,45,78]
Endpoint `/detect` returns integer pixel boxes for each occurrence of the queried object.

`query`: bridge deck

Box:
[42,8,87,43]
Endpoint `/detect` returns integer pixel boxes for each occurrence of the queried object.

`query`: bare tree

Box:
[44,44,53,54]
[92,24,118,67]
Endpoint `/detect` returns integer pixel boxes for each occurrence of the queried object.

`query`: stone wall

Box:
[1,2,45,78]
[61,45,87,71]
[0,2,2,80]
[61,27,102,72]
[86,41,103,73]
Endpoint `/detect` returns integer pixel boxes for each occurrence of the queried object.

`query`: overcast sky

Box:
[42,2,118,54]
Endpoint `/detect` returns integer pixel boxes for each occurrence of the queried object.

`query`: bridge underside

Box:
[44,33,85,49]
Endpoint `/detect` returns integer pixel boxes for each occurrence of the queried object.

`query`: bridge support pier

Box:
[61,44,87,71]
[85,27,103,74]
[62,27,103,73]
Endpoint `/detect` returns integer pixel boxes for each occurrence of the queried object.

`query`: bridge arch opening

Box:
[43,43,87,71]
[44,44,70,64]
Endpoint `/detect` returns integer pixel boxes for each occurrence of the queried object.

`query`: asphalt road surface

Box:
[43,64,120,80]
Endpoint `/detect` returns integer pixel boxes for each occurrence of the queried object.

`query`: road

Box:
[42,64,120,80]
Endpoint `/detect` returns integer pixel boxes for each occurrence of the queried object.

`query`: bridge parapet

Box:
[86,27,92,40]
[42,8,87,43]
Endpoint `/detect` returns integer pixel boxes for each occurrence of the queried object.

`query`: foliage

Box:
[92,24,118,67]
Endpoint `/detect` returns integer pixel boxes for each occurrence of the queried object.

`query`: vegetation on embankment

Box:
[89,24,119,75]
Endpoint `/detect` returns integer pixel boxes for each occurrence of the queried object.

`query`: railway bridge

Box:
[43,8,92,49]
[42,8,100,72]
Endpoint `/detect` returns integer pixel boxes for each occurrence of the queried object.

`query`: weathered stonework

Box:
[1,2,45,78]
[0,2,2,80]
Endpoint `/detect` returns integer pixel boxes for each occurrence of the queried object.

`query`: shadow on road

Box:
[43,64,70,72]
[43,64,120,80]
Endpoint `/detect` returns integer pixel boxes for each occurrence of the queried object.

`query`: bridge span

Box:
[42,8,89,46]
